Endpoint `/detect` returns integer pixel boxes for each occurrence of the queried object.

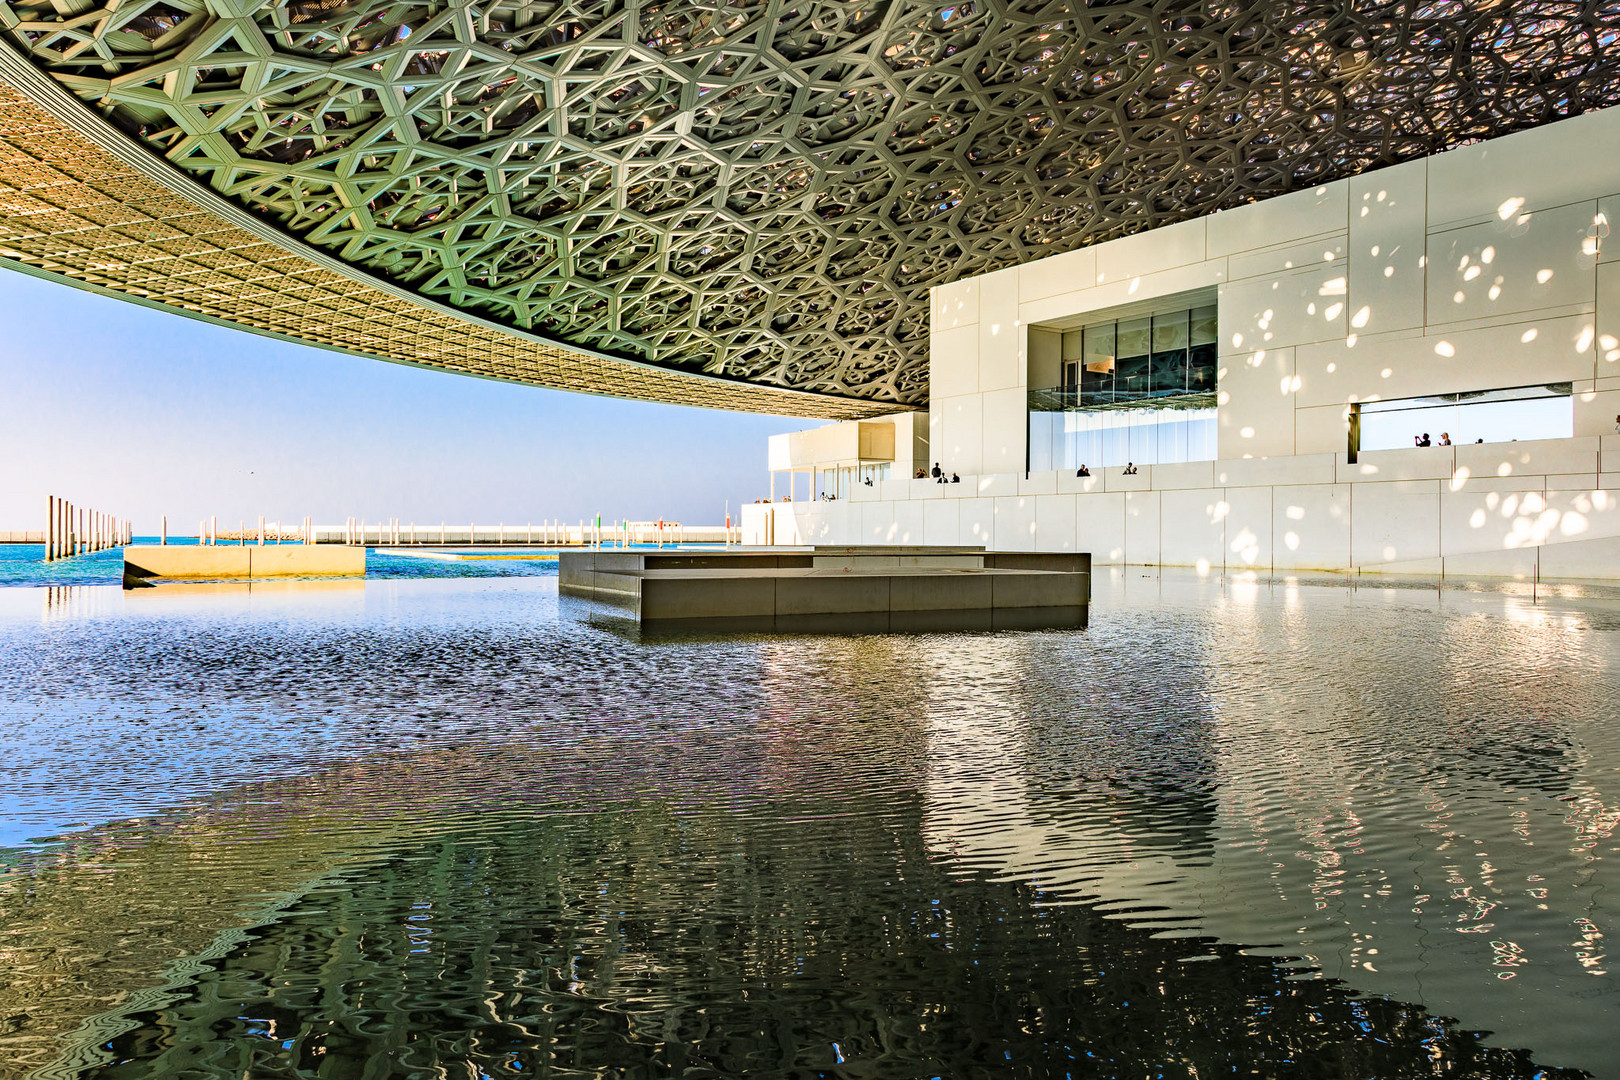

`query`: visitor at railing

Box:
[914,468,926,479]
[1414,433,1432,446]
[1076,464,1091,477]
[950,473,960,484]
[1439,432,1452,446]
[1123,462,1138,475]
[930,462,942,479]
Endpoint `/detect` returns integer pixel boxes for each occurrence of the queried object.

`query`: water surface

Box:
[0,570,1616,1078]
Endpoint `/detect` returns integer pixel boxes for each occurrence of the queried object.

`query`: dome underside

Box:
[5,0,1620,406]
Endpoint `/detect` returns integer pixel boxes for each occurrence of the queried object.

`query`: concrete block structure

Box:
[748,107,1620,579]
[559,548,1090,630]
[124,545,366,581]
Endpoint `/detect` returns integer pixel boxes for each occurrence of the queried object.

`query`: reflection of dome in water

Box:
[3,1,1620,412]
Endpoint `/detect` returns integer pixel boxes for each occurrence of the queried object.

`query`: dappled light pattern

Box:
[4,0,1620,402]
[1,574,1618,1075]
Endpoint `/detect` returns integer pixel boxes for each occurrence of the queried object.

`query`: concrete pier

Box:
[123,544,365,582]
[560,546,1089,630]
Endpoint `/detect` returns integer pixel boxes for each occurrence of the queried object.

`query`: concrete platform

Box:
[559,547,1089,629]
[123,544,365,582]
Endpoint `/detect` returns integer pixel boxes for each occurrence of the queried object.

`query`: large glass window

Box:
[1356,384,1573,451]
[1029,304,1218,470]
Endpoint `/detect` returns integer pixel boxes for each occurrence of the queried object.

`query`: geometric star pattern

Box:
[0,78,887,417]
[4,0,1620,407]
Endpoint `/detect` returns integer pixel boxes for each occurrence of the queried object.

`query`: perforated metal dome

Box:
[3,0,1620,408]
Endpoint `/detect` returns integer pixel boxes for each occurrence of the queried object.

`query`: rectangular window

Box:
[1356,384,1573,451]
[1029,303,1218,470]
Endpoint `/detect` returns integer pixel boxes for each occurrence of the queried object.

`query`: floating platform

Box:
[123,544,365,582]
[559,546,1089,631]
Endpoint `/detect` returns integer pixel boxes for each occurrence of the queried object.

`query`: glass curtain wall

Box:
[1030,305,1218,471]
[822,463,891,500]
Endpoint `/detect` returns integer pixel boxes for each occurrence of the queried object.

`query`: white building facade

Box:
[749,106,1620,578]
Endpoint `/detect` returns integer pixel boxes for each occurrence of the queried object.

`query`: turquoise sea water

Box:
[0,540,559,587]
[0,569,1617,1078]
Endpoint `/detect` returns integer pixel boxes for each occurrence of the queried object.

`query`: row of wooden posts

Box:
[44,495,130,561]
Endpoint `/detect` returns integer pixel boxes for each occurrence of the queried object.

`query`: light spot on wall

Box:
[1487,283,1502,300]
[1360,205,1370,217]
[1481,245,1496,264]
[1434,341,1456,357]
[1470,508,1487,528]
[1324,250,1336,261]
[1521,327,1538,343]
[1285,531,1300,550]
[1351,306,1371,329]
[1453,290,1466,304]
[1286,505,1305,521]
[1464,265,1482,281]
[990,323,1000,336]
[1321,277,1347,295]
[1240,426,1255,438]
[1383,266,1394,278]
[1458,254,1471,271]
[1536,268,1554,284]
[1326,363,1337,372]
[1231,332,1244,348]
[1247,350,1267,367]
[1450,467,1471,492]
[1377,189,1388,202]
[1306,303,1316,316]
[1576,325,1595,352]
[1498,196,1525,220]
[1325,303,1343,320]
[1381,368,1392,378]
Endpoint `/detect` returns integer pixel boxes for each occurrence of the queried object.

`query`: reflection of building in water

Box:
[921,579,1620,1076]
[31,791,1583,1079]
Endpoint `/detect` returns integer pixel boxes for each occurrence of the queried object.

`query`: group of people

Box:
[928,463,961,484]
[1414,432,1485,446]
[1074,463,1135,476]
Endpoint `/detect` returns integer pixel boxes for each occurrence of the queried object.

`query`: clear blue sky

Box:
[0,268,822,532]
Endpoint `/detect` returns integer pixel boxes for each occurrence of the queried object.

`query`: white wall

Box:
[927,106,1620,471]
[784,437,1620,578]
[842,107,1619,577]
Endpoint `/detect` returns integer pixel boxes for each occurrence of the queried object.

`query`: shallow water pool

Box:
[0,570,1616,1078]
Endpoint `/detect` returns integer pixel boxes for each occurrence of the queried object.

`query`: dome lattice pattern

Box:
[4,0,1620,405]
